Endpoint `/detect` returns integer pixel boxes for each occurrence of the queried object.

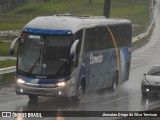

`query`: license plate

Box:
[35,90,45,94]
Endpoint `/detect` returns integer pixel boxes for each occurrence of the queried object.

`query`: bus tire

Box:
[111,71,118,91]
[28,95,38,101]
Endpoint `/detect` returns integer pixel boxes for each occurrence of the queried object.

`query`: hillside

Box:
[0,0,150,36]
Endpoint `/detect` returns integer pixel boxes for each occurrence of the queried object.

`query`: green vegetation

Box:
[0,41,18,56]
[0,0,150,37]
[0,73,15,85]
[111,0,150,36]
[132,33,152,50]
[0,60,16,68]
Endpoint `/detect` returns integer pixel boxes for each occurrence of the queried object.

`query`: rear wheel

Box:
[28,95,38,101]
[111,72,118,91]
[111,80,117,91]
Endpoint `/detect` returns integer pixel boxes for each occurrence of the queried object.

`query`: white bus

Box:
[10,14,132,101]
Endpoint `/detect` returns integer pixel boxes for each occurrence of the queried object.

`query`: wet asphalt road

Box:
[1,0,160,120]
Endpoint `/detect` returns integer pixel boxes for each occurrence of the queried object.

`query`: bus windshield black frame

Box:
[17,33,73,78]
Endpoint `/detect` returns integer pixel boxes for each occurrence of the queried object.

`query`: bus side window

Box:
[117,24,132,47]
[83,29,92,54]
[108,25,119,47]
[101,27,109,49]
[125,25,132,46]
[118,25,125,47]
[91,28,98,50]
[92,27,105,50]
[104,27,115,49]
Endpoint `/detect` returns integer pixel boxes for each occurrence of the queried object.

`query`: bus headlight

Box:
[57,82,66,87]
[17,78,26,84]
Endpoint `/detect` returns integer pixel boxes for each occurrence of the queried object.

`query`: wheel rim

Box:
[113,81,117,91]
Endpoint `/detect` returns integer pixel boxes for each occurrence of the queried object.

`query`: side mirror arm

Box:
[10,37,20,55]
[69,39,79,60]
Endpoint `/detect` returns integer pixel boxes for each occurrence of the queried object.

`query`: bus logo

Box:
[90,54,103,64]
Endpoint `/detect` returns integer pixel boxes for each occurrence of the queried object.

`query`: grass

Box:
[111,1,150,37]
[0,73,15,85]
[0,41,18,56]
[132,33,152,51]
[0,60,16,68]
[0,59,16,85]
[0,0,150,36]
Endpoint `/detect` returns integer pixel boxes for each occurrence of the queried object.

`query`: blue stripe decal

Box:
[24,27,72,35]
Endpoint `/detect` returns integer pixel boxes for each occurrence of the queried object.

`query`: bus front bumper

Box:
[15,82,69,97]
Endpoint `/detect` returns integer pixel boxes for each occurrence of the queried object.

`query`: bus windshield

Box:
[18,33,72,78]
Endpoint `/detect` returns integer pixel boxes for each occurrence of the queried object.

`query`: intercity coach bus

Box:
[10,14,132,101]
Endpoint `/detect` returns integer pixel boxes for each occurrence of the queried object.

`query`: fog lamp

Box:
[146,89,149,92]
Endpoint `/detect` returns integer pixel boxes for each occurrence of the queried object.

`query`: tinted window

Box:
[109,24,131,47]
[91,28,109,50]
[84,29,92,54]
[83,27,116,54]
[103,27,115,48]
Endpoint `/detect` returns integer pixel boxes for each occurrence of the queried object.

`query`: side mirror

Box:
[10,37,20,55]
[69,39,79,61]
[144,73,146,76]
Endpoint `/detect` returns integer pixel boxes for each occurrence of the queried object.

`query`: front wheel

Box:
[72,85,85,101]
[111,72,118,91]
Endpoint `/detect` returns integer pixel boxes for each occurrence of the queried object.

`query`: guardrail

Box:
[132,0,154,42]
[132,17,154,42]
[0,30,21,37]
[0,66,16,80]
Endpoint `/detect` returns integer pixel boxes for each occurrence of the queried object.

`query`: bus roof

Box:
[24,14,131,34]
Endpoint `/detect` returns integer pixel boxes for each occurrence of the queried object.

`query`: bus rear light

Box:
[17,78,26,84]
